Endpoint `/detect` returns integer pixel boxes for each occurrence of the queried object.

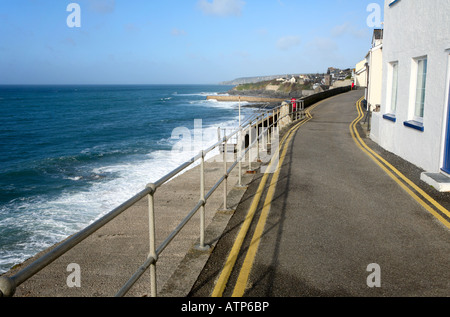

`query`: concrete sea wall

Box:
[207,86,352,105]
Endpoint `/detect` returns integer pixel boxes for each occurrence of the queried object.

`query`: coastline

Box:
[1,84,353,297]
[0,84,249,275]
[2,153,258,297]
[206,95,286,103]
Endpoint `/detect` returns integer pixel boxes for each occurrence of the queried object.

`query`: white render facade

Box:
[370,0,450,180]
[355,59,367,88]
[366,30,383,111]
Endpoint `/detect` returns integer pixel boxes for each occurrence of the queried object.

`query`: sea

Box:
[0,84,259,274]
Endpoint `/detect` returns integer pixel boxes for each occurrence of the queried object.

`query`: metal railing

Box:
[0,99,307,297]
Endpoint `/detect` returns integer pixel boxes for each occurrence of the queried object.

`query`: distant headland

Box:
[216,68,354,101]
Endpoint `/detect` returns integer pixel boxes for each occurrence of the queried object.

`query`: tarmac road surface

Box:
[189,90,450,298]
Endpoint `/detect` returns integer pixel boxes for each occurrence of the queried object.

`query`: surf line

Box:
[350,97,450,229]
[211,98,329,298]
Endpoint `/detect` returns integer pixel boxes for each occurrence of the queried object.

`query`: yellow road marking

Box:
[215,94,450,298]
[351,97,450,229]
[231,107,314,297]
[211,98,329,297]
[211,114,306,297]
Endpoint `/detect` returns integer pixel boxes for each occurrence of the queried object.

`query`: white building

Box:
[355,59,367,88]
[370,0,450,191]
[366,29,384,111]
[355,29,383,112]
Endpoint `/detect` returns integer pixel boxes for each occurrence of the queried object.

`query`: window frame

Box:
[389,61,399,114]
[413,57,428,122]
[383,61,399,123]
[403,56,428,132]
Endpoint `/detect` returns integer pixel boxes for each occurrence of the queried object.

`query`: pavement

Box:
[189,90,450,297]
[3,90,450,298]
[2,148,260,297]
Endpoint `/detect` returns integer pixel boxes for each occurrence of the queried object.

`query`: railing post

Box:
[200,151,205,247]
[277,108,280,134]
[261,116,266,152]
[238,97,242,187]
[238,127,242,186]
[294,102,296,120]
[222,137,229,211]
[248,124,253,171]
[272,109,275,145]
[147,184,157,297]
[196,151,209,251]
[256,116,260,162]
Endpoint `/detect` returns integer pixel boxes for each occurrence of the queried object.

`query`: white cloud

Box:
[197,0,245,17]
[276,35,301,51]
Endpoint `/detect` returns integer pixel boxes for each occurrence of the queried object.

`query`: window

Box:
[404,56,427,132]
[390,62,399,113]
[383,62,399,123]
[414,57,428,121]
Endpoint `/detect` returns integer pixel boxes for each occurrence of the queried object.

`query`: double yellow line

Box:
[212,99,326,297]
[351,97,450,229]
[213,95,450,298]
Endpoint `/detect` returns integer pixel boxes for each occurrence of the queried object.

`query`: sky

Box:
[0,0,385,85]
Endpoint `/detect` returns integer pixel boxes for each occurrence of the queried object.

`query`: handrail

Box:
[117,103,303,297]
[1,87,350,297]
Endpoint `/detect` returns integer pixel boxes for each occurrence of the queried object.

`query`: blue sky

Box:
[0,0,384,85]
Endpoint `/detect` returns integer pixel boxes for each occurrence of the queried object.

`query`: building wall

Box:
[355,59,367,87]
[367,45,383,110]
[371,0,450,173]
[331,79,353,88]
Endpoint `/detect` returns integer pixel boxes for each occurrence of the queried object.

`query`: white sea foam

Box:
[174,91,228,97]
[0,82,263,274]
[0,111,250,273]
[66,176,83,181]
[193,98,252,110]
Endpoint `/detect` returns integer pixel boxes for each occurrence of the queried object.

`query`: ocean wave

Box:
[0,118,242,273]
[173,91,228,97]
[0,85,257,274]
[191,99,250,110]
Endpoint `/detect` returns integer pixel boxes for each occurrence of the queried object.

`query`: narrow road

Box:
[189,90,450,297]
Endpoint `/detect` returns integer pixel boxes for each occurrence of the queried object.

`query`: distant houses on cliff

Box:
[357,0,450,191]
[222,68,353,93]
